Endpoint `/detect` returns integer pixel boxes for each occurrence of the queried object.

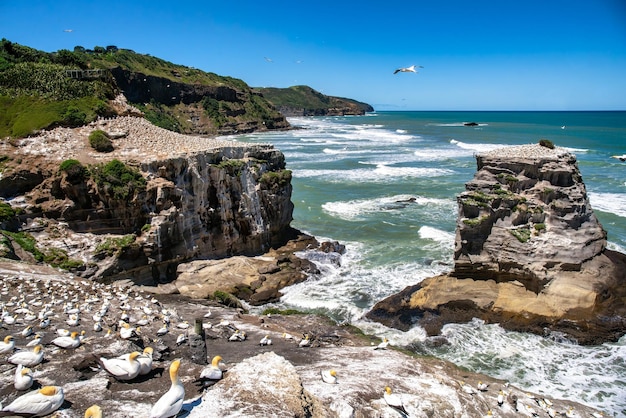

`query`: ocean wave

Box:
[418,226,455,246]
[589,192,626,218]
[294,166,455,182]
[321,195,452,221]
[422,320,626,415]
[450,139,509,153]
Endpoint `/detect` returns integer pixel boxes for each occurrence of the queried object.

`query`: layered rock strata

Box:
[0,116,335,296]
[367,144,626,344]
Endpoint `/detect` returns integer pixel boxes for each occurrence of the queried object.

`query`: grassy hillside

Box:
[0,39,285,138]
[255,85,373,115]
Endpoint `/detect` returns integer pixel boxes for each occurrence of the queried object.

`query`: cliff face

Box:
[367,144,626,344]
[0,117,310,292]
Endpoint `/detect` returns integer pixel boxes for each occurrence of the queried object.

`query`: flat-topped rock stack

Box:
[367,143,626,344]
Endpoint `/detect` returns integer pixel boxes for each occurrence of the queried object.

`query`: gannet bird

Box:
[136,315,150,326]
[176,333,188,346]
[156,323,169,336]
[565,406,578,418]
[374,337,389,350]
[259,335,272,346]
[460,381,477,395]
[8,344,44,367]
[298,334,311,348]
[97,351,142,381]
[393,65,423,74]
[497,390,505,406]
[282,332,294,340]
[611,154,626,162]
[119,323,137,339]
[0,335,15,354]
[229,329,246,342]
[384,386,408,415]
[196,355,224,388]
[138,347,154,375]
[14,364,34,391]
[0,385,64,416]
[85,404,103,418]
[150,359,185,418]
[66,314,80,326]
[21,325,34,337]
[176,320,190,329]
[477,381,489,391]
[93,321,102,332]
[51,331,81,349]
[56,328,71,337]
[320,369,338,384]
[39,316,51,328]
[27,334,43,347]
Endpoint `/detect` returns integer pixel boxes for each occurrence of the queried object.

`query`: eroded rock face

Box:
[367,145,626,344]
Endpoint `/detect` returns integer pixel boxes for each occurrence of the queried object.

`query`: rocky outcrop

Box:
[367,144,626,344]
[0,116,329,296]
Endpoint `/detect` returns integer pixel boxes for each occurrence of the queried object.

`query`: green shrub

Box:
[534,223,546,231]
[42,247,83,270]
[63,105,87,127]
[1,230,44,261]
[95,234,136,256]
[539,139,555,149]
[213,290,241,308]
[59,159,87,180]
[216,159,246,176]
[510,228,531,243]
[261,307,305,316]
[91,159,146,200]
[0,202,15,221]
[88,129,113,152]
[260,170,292,188]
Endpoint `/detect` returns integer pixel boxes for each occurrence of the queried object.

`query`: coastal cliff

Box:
[0,115,338,304]
[367,143,626,344]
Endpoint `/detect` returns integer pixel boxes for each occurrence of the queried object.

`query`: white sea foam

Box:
[450,139,509,153]
[589,192,626,218]
[418,226,455,248]
[424,320,626,415]
[294,166,454,182]
[321,195,451,221]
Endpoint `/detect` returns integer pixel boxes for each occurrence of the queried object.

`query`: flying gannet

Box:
[393,65,423,74]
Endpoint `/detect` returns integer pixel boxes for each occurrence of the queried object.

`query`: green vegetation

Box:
[510,227,531,243]
[539,139,555,149]
[462,215,490,226]
[256,85,372,114]
[91,159,146,199]
[95,234,136,256]
[215,159,246,176]
[534,223,546,231]
[0,202,15,222]
[88,129,114,152]
[260,170,292,188]
[213,290,241,308]
[59,159,87,180]
[261,307,305,316]
[42,247,84,270]
[1,230,44,261]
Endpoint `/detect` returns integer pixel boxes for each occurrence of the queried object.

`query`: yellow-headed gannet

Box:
[320,369,338,384]
[98,351,142,381]
[14,364,34,391]
[196,355,224,388]
[259,335,272,346]
[150,359,185,418]
[1,385,64,416]
[8,344,44,367]
[384,386,408,415]
[374,337,389,350]
[298,334,311,348]
[26,334,43,347]
[85,404,103,418]
[0,335,15,354]
[51,331,81,349]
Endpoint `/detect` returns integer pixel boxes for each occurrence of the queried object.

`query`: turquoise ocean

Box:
[232,111,626,416]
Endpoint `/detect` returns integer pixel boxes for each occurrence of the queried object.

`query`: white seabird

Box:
[14,364,34,391]
[97,351,142,381]
[320,369,338,384]
[1,385,64,416]
[0,335,15,354]
[393,65,423,74]
[85,404,103,418]
[150,359,185,418]
[8,344,44,367]
[384,386,408,415]
[196,355,225,388]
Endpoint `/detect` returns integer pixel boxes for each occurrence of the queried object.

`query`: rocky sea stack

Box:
[367,143,626,344]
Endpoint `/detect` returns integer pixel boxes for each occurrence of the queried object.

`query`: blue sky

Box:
[1,0,625,110]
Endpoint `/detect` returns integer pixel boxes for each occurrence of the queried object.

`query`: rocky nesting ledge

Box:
[367,143,626,344]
